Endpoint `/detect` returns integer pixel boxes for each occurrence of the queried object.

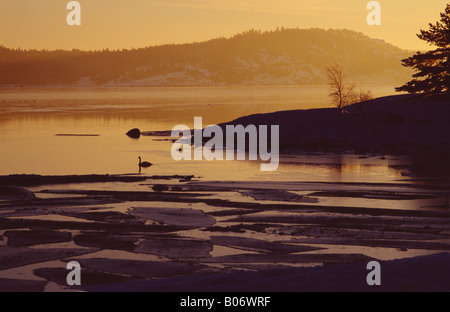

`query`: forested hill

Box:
[0,28,413,87]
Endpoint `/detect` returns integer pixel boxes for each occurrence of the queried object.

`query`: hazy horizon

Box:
[0,0,448,51]
[0,27,419,53]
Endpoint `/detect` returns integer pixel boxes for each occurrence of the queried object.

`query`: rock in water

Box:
[126,128,141,139]
[0,185,35,200]
[152,184,169,192]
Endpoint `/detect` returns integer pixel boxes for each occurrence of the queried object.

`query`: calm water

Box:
[0,85,417,182]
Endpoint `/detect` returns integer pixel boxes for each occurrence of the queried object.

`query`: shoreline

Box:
[0,172,448,292]
[218,94,450,155]
[1,94,449,292]
[135,93,450,157]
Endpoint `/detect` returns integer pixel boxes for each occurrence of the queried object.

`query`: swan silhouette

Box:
[138,156,152,168]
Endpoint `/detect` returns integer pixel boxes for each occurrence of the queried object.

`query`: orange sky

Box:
[0,0,448,51]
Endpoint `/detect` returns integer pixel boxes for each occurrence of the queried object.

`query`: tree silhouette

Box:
[396,4,450,95]
[325,64,356,109]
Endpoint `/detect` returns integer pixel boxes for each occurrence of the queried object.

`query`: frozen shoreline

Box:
[0,173,448,292]
[83,252,450,292]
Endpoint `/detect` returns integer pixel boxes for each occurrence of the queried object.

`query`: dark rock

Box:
[66,211,145,225]
[179,175,194,182]
[34,267,142,287]
[135,238,213,259]
[126,128,141,139]
[203,224,246,233]
[73,232,139,251]
[67,258,201,279]
[128,207,216,227]
[0,247,97,270]
[211,235,324,254]
[0,174,147,187]
[4,230,72,247]
[0,278,46,292]
[0,185,35,200]
[152,184,169,192]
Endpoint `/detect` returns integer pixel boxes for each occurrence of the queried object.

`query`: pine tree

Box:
[396,4,450,95]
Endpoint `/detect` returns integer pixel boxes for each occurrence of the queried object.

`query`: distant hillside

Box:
[0,28,413,87]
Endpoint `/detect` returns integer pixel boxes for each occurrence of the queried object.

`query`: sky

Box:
[0,0,448,51]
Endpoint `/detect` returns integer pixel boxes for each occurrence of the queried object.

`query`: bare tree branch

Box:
[325,64,373,109]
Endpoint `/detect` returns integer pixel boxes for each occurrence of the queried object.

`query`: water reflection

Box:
[267,154,406,183]
[0,113,410,182]
[0,86,445,183]
[0,112,445,184]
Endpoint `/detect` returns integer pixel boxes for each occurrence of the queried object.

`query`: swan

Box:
[138,156,152,168]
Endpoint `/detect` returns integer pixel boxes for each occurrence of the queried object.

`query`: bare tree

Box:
[325,64,357,109]
[358,89,374,102]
